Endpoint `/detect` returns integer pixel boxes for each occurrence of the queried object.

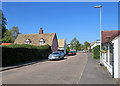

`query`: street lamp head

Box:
[94,5,102,8]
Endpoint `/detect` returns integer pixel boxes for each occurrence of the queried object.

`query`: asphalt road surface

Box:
[2,52,88,84]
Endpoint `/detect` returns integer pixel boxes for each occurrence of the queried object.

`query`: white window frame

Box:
[25,39,30,44]
[40,38,44,46]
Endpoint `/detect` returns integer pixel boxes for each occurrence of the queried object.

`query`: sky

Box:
[2,2,118,44]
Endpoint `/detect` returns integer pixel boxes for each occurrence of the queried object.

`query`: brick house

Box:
[101,30,120,78]
[14,28,58,52]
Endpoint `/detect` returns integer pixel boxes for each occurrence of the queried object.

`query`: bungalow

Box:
[101,30,120,78]
[14,28,58,52]
[90,40,101,49]
[57,39,66,54]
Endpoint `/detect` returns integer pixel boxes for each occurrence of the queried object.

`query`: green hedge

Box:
[92,45,100,59]
[2,44,52,66]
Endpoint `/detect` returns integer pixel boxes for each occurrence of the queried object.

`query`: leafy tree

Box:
[2,26,20,43]
[70,37,81,51]
[9,26,20,41]
[81,44,85,50]
[70,41,74,50]
[0,10,7,38]
[2,30,13,43]
[74,40,81,51]
[84,41,90,50]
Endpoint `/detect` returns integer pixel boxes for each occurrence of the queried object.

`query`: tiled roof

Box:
[90,40,100,46]
[14,33,56,46]
[102,30,120,44]
[105,31,120,43]
[58,39,65,48]
[90,41,96,46]
[1,43,14,45]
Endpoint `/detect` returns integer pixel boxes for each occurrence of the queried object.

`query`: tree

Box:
[0,10,7,38]
[2,30,13,43]
[70,41,74,50]
[9,26,20,41]
[2,26,20,43]
[84,41,90,50]
[70,37,81,51]
[74,40,81,51]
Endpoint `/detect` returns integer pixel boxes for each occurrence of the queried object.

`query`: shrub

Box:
[92,45,100,59]
[2,44,52,66]
[66,46,69,54]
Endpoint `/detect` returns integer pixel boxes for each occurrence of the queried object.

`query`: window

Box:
[40,38,45,45]
[106,45,108,62]
[110,44,113,65]
[25,39,30,44]
[40,41,44,45]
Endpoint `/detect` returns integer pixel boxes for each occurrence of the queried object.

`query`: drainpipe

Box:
[109,41,114,78]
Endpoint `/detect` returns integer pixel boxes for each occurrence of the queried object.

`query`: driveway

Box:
[2,52,88,84]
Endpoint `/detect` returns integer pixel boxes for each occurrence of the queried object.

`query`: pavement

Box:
[1,52,118,85]
[115,78,120,85]
[79,53,117,84]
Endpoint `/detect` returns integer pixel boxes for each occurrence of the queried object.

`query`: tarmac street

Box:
[2,52,88,84]
[2,52,116,84]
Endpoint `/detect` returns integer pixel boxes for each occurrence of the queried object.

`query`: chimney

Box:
[39,28,43,34]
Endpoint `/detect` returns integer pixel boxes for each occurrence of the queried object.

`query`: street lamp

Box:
[94,5,102,66]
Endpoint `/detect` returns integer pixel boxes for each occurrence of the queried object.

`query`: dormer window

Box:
[25,39,30,44]
[40,38,45,45]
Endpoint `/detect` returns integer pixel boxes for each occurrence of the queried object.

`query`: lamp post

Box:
[94,5,102,65]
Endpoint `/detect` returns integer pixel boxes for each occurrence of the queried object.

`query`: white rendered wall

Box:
[91,42,100,49]
[102,53,112,75]
[112,36,120,78]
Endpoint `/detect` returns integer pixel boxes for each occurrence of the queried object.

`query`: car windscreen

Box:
[52,52,60,54]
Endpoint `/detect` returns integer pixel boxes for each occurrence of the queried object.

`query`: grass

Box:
[104,66,107,70]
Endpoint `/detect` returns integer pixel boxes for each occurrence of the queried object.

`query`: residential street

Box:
[2,52,116,84]
[2,52,88,84]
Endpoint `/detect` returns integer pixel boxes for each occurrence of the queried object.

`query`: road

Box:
[2,52,88,84]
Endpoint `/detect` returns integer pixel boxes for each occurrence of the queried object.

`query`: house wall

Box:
[51,34,58,52]
[119,37,120,78]
[91,41,100,49]
[64,40,66,54]
[112,36,120,78]
[57,40,66,54]
[102,51,112,75]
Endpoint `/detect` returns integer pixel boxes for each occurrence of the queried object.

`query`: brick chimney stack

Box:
[39,28,43,34]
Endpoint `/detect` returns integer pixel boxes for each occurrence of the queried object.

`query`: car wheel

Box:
[62,56,64,59]
[49,59,51,61]
[59,56,61,59]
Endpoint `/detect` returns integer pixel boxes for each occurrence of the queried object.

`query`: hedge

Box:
[92,45,100,59]
[2,44,52,67]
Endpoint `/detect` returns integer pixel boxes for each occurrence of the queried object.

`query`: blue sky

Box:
[2,2,118,44]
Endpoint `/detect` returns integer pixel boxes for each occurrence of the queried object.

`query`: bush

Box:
[2,44,52,66]
[92,45,100,59]
[66,46,69,54]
